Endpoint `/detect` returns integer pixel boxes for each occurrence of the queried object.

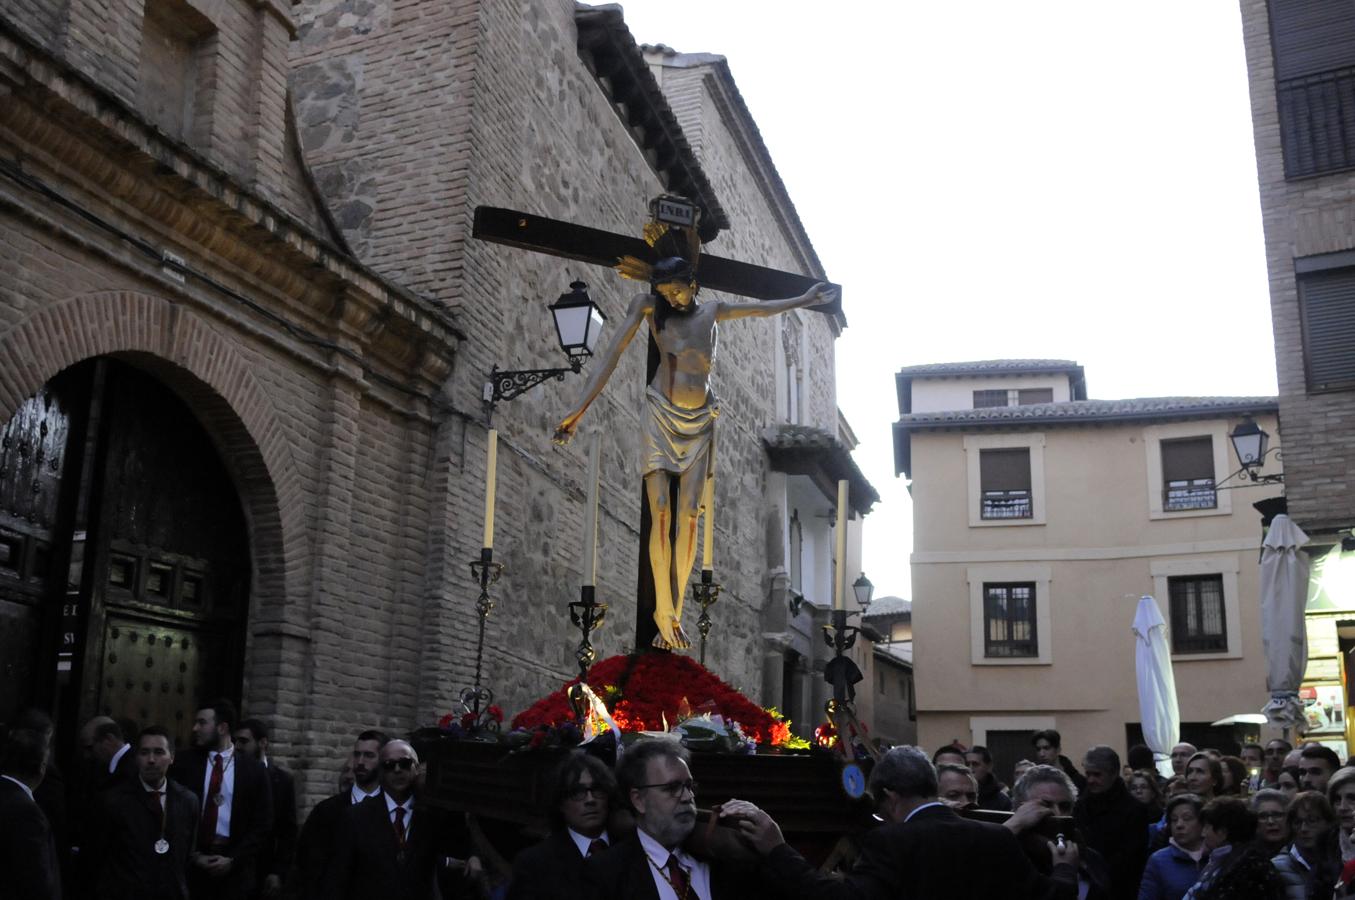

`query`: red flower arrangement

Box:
[511,653,783,745]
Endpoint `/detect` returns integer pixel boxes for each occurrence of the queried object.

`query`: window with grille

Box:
[983,582,1038,658]
[973,388,1055,409]
[1168,574,1227,654]
[1268,0,1355,179]
[1161,436,1216,511]
[973,390,1008,408]
[980,448,1032,519]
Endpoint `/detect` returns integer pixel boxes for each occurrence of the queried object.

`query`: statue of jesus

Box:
[555,255,837,650]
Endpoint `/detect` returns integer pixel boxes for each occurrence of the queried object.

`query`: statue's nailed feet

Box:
[651,615,692,651]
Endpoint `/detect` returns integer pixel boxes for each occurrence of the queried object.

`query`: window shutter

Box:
[1301,268,1355,391]
[1269,0,1355,81]
[973,390,1008,409]
[980,448,1031,492]
[1161,437,1213,482]
[1017,388,1053,405]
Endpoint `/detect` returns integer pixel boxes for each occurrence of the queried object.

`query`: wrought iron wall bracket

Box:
[484,359,584,405]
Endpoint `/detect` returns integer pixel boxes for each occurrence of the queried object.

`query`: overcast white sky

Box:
[615,1,1277,602]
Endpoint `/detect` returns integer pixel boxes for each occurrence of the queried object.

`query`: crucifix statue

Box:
[472,197,841,651]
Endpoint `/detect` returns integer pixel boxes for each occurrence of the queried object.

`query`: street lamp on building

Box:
[1221,417,1283,486]
[852,572,874,612]
[483,280,607,414]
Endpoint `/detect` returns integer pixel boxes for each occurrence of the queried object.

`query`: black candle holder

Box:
[463,547,505,728]
[692,569,722,666]
[567,585,608,721]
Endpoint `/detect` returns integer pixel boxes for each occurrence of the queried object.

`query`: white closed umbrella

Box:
[1261,514,1311,734]
[1133,595,1180,777]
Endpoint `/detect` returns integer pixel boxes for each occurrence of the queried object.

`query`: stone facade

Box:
[1239,0,1355,537]
[0,0,852,813]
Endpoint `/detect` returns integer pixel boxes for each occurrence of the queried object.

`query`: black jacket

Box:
[169,747,273,886]
[323,794,475,900]
[977,772,1013,811]
[295,791,358,900]
[762,803,1078,900]
[260,763,297,884]
[584,832,759,900]
[508,830,597,900]
[0,776,61,900]
[1057,754,1089,794]
[85,778,199,900]
[1072,778,1156,900]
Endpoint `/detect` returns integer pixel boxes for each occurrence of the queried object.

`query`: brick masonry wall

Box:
[1240,0,1355,532]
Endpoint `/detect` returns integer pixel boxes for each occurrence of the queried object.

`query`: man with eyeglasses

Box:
[508,751,614,900]
[295,730,388,900]
[324,739,482,900]
[586,738,757,899]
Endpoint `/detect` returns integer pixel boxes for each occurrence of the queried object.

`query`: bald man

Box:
[80,717,137,793]
[324,740,483,899]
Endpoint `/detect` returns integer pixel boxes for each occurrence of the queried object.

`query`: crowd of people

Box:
[6,704,1355,900]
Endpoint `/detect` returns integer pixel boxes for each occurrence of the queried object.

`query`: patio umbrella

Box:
[1133,595,1180,777]
[1261,514,1311,734]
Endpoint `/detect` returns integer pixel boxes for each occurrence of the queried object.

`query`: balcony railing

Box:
[1164,479,1216,512]
[1278,64,1355,179]
[981,490,1032,520]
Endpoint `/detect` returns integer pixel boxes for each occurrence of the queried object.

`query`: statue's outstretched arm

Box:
[714,282,838,321]
[554,292,653,444]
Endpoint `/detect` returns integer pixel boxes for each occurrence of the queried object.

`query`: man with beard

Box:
[232,718,296,899]
[586,739,758,899]
[170,699,273,900]
[85,726,199,900]
[508,752,615,900]
[324,739,481,900]
[294,730,387,900]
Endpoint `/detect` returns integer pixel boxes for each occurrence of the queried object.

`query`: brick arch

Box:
[0,290,307,632]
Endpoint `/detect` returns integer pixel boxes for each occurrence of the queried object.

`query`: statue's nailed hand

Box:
[808,282,839,307]
[553,421,576,445]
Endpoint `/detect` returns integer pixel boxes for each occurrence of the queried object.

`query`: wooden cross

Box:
[472,205,841,652]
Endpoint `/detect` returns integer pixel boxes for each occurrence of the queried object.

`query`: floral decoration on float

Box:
[500,652,808,752]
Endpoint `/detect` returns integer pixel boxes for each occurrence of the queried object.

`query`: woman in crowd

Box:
[1218,757,1248,796]
[1328,766,1355,864]
[1252,788,1291,858]
[1182,797,1282,899]
[1139,794,1208,900]
[1131,769,1167,818]
[1185,753,1224,803]
[1277,766,1302,800]
[1271,791,1338,900]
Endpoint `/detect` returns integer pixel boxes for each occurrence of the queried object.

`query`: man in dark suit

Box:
[80,715,138,791]
[170,699,274,900]
[233,718,296,899]
[84,726,199,900]
[1074,745,1155,900]
[294,729,388,900]
[586,739,758,900]
[508,751,615,900]
[720,745,1081,900]
[0,724,61,899]
[323,738,482,900]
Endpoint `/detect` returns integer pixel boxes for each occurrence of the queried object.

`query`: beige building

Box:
[893,359,1282,779]
[1239,0,1355,757]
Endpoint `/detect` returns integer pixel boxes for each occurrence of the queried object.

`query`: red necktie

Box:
[665,854,689,898]
[587,839,607,857]
[393,806,407,849]
[198,754,223,845]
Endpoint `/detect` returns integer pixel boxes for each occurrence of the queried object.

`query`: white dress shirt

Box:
[637,827,711,900]
[201,746,236,839]
[385,792,415,839]
[108,742,131,775]
[566,828,609,857]
[904,801,946,821]
[351,783,382,805]
[0,774,34,802]
[141,777,168,811]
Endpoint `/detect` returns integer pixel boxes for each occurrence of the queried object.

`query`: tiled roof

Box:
[891,395,1279,478]
[863,595,911,619]
[897,359,1082,377]
[763,424,880,513]
[897,396,1278,428]
[874,641,913,667]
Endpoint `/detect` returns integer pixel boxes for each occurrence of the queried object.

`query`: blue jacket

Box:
[1138,842,1207,900]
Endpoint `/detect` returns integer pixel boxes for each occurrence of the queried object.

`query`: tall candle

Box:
[482,429,498,550]
[582,431,601,585]
[701,475,715,573]
[834,479,849,611]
